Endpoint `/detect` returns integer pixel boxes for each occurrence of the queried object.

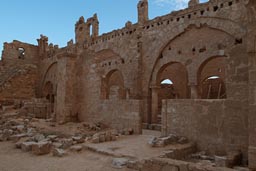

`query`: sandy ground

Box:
[0,142,135,171]
[84,130,184,160]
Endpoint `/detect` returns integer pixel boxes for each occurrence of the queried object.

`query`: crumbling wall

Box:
[1,40,38,65]
[0,41,39,100]
[0,64,38,100]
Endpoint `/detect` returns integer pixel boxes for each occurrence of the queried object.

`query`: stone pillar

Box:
[56,56,77,124]
[188,0,199,7]
[247,23,256,169]
[151,85,160,124]
[189,84,199,99]
[75,16,86,45]
[37,35,48,59]
[92,14,99,38]
[249,49,256,170]
[137,0,148,24]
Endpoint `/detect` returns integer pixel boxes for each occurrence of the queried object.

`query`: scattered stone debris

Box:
[148,134,188,147]
[0,109,136,159]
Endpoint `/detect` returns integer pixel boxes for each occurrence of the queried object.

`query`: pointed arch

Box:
[101,69,125,100]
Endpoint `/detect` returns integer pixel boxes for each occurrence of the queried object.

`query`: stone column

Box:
[151,85,160,124]
[189,83,199,99]
[247,26,256,170]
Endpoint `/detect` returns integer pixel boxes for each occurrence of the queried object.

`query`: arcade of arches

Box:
[149,57,227,124]
[1,0,256,169]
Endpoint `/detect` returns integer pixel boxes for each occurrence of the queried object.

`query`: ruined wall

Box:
[162,99,248,158]
[1,0,254,167]
[1,40,39,65]
[0,41,39,100]
[0,64,38,100]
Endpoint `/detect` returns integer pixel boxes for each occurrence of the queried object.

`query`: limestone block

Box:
[31,141,52,155]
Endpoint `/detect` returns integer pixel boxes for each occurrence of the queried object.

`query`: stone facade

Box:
[0,0,256,169]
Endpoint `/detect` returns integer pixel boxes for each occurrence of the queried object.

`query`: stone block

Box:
[21,141,37,152]
[72,136,84,144]
[31,141,52,155]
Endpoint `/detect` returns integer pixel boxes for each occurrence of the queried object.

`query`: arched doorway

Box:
[198,56,226,99]
[151,62,189,124]
[101,69,125,100]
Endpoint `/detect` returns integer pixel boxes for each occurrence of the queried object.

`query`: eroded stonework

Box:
[1,0,256,169]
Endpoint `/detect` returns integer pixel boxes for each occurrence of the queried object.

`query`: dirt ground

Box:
[0,142,135,171]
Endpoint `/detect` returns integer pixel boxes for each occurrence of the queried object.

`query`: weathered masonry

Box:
[1,0,256,169]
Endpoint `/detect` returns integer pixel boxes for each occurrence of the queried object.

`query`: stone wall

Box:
[0,64,38,100]
[161,99,248,159]
[86,100,142,134]
[23,98,52,119]
[135,157,236,171]
[0,40,39,100]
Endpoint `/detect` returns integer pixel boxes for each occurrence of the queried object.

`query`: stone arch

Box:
[41,62,57,95]
[101,69,125,100]
[147,17,245,90]
[146,17,242,124]
[156,62,189,98]
[197,56,227,99]
[150,62,188,124]
[40,62,58,116]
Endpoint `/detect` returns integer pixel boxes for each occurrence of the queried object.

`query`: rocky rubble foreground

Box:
[0,109,134,157]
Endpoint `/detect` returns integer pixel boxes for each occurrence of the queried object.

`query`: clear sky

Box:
[0,0,208,55]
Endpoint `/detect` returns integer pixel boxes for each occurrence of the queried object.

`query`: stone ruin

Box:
[0,0,256,170]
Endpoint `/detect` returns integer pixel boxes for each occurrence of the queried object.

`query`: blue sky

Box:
[0,0,208,55]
